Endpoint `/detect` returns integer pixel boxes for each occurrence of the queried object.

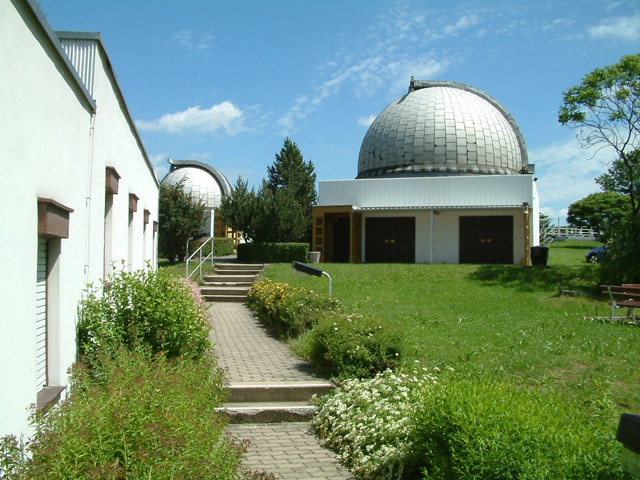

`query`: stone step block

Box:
[201,286,250,296]
[203,295,247,303]
[228,381,335,403]
[215,263,264,271]
[218,402,317,424]
[203,274,257,283]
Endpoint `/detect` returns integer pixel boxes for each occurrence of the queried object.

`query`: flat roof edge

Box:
[23,0,96,112]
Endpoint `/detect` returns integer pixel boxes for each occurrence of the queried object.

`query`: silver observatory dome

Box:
[161,159,232,209]
[357,79,529,178]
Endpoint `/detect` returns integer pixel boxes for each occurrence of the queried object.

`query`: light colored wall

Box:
[358,208,527,264]
[89,40,158,275]
[0,0,94,438]
[319,175,537,210]
[0,0,158,439]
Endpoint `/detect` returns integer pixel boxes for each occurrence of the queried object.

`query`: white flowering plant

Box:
[314,368,625,480]
[312,369,438,479]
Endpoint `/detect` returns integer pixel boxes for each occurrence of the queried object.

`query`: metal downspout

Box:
[430,210,435,264]
[84,113,96,289]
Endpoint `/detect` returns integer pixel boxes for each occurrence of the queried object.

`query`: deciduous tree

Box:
[567,192,630,234]
[158,179,207,262]
[595,149,640,205]
[559,53,640,216]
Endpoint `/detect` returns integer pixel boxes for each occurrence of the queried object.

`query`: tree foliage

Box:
[218,176,256,239]
[596,149,640,202]
[600,214,640,284]
[266,138,317,242]
[219,178,306,242]
[567,192,631,234]
[219,138,316,243]
[558,53,640,215]
[158,179,207,261]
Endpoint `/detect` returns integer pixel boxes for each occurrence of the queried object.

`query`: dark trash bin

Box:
[531,246,549,266]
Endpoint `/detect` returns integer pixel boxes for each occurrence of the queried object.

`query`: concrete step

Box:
[203,274,257,283]
[203,295,247,303]
[228,381,335,403]
[215,263,264,271]
[201,286,250,296]
[215,269,262,277]
[218,402,317,424]
[203,281,254,288]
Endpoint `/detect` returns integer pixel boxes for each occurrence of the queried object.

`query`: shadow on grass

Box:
[552,244,598,250]
[470,264,600,295]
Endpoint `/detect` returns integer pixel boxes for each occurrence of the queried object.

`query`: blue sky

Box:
[40,0,639,224]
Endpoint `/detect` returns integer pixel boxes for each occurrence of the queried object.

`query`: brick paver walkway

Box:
[207,303,352,480]
[227,422,351,480]
[208,303,317,383]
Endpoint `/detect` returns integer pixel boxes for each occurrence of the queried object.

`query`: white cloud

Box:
[588,13,640,41]
[276,5,463,132]
[357,115,376,127]
[137,102,244,135]
[529,136,612,222]
[172,29,214,56]
[443,15,479,35]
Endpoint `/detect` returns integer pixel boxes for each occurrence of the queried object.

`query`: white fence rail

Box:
[540,225,600,244]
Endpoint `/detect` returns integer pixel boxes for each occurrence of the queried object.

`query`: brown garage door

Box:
[459,216,513,264]
[365,217,415,263]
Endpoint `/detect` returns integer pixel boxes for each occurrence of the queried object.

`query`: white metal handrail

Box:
[186,236,214,282]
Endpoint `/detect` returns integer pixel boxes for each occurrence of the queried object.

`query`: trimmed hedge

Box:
[197,237,235,257]
[237,242,309,263]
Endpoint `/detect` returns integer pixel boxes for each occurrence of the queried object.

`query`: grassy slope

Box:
[262,241,640,412]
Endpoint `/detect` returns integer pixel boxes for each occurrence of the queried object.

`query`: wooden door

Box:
[365,217,415,263]
[459,216,513,264]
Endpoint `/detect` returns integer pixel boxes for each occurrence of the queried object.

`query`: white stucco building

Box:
[0,0,159,439]
[313,79,539,264]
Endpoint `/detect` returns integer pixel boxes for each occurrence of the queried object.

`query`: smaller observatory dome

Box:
[358,80,528,178]
[161,159,232,210]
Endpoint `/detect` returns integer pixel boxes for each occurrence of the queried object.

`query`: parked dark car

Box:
[586,245,608,263]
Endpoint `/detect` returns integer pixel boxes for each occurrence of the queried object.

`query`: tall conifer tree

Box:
[266,138,317,243]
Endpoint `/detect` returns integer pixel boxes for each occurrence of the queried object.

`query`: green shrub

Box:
[314,371,627,480]
[0,435,26,479]
[412,376,625,480]
[247,279,340,338]
[246,279,399,378]
[77,266,211,369]
[237,242,309,263]
[197,237,236,257]
[298,311,402,378]
[25,348,245,479]
[600,215,640,284]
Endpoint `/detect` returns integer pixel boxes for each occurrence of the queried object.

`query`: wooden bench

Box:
[602,284,640,322]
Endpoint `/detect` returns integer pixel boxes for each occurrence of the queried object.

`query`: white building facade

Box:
[313,80,539,264]
[0,0,159,439]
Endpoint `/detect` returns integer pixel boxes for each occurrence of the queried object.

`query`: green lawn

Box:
[262,240,640,413]
[158,258,217,279]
